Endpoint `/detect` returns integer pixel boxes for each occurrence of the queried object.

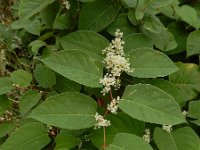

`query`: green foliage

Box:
[1,0,200,149]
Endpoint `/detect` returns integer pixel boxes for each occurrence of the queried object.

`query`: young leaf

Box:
[154,127,200,150]
[41,50,103,87]
[1,122,50,150]
[19,90,42,115]
[30,92,97,129]
[11,70,32,88]
[59,30,109,60]
[0,77,12,95]
[78,0,119,31]
[0,122,16,138]
[127,48,178,78]
[106,133,153,150]
[119,84,185,125]
[34,64,56,88]
[187,30,200,57]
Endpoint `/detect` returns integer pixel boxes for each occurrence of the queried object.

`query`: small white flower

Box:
[107,96,120,114]
[162,125,173,132]
[143,129,151,143]
[62,0,70,10]
[94,113,111,129]
[182,110,187,116]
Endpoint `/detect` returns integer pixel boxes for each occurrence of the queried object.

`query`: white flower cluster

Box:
[182,110,187,117]
[107,96,120,114]
[62,0,70,10]
[94,113,111,129]
[162,125,173,132]
[100,29,133,95]
[143,129,151,143]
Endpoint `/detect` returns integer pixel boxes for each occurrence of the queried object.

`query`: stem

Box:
[109,89,113,101]
[101,127,107,150]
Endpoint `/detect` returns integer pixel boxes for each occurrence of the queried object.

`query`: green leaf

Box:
[41,50,103,87]
[23,19,41,35]
[107,13,135,37]
[188,100,200,119]
[123,34,153,53]
[53,14,71,30]
[145,79,185,107]
[0,77,12,95]
[59,30,109,60]
[119,84,185,125]
[34,64,56,88]
[154,127,200,150]
[1,122,50,150]
[106,133,153,150]
[18,0,56,21]
[169,62,200,101]
[54,133,79,149]
[11,70,32,88]
[30,92,97,129]
[0,122,16,138]
[28,40,46,55]
[19,90,42,115]
[78,0,119,31]
[54,74,81,93]
[90,113,144,149]
[0,95,9,115]
[128,48,178,78]
[176,5,200,29]
[144,28,177,51]
[143,15,163,34]
[187,30,200,57]
[166,22,188,55]
[122,0,137,7]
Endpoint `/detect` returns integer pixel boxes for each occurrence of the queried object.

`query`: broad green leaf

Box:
[106,133,153,150]
[78,0,119,31]
[107,13,135,37]
[59,30,109,60]
[79,0,95,2]
[34,64,56,88]
[145,79,185,107]
[41,50,103,87]
[143,15,163,34]
[188,100,200,119]
[128,48,178,78]
[23,19,41,35]
[1,122,50,150]
[90,113,144,149]
[167,22,188,55]
[169,63,200,101]
[18,0,56,21]
[154,127,200,150]
[119,84,185,125]
[128,9,140,25]
[176,5,200,29]
[144,28,177,51]
[11,70,32,88]
[122,0,137,7]
[0,95,9,115]
[54,133,79,149]
[19,90,42,115]
[0,77,12,95]
[28,40,46,55]
[0,122,16,138]
[30,92,97,129]
[123,34,153,53]
[54,74,81,93]
[187,30,200,57]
